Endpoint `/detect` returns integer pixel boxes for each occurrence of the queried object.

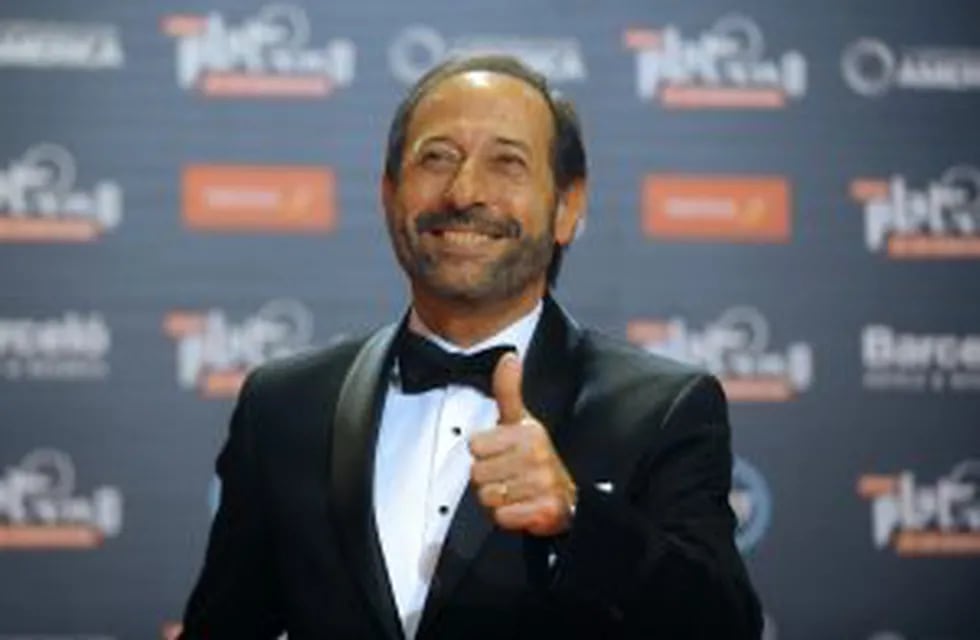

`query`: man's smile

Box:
[420,225,506,255]
[434,228,497,243]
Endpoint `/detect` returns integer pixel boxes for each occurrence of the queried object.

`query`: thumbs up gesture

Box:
[469,352,577,536]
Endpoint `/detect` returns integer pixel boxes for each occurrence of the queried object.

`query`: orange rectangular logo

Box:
[182,165,336,233]
[642,174,791,242]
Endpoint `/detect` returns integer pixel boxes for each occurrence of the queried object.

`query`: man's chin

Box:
[410,265,519,303]
[420,278,502,304]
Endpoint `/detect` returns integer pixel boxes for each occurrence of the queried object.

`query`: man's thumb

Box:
[492,352,525,424]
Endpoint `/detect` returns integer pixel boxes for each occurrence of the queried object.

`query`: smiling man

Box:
[179,55,762,639]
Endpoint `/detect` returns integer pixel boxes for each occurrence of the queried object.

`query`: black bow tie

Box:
[396,330,516,397]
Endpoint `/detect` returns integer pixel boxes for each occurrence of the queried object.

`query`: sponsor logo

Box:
[0,449,123,549]
[642,174,791,242]
[851,166,980,259]
[0,144,122,242]
[730,457,772,553]
[623,15,806,109]
[162,4,355,98]
[628,306,813,402]
[858,460,980,556]
[862,325,980,393]
[164,299,314,398]
[0,19,123,69]
[843,38,980,96]
[182,164,336,233]
[0,312,111,381]
[389,25,586,85]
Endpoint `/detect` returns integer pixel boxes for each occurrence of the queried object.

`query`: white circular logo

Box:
[20,448,76,497]
[842,38,896,96]
[255,298,315,359]
[709,15,766,61]
[389,25,446,84]
[730,456,772,553]
[716,306,770,353]
[255,4,310,48]
[940,165,980,211]
[20,143,77,193]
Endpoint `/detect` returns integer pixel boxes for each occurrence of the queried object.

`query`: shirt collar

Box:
[408,300,543,361]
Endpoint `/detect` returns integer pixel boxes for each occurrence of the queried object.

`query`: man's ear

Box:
[554,178,586,246]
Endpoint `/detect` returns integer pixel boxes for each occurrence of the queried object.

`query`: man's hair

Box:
[382,54,587,287]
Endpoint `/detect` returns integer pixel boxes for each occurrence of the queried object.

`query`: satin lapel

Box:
[329,323,404,640]
[416,295,582,637]
[521,296,581,439]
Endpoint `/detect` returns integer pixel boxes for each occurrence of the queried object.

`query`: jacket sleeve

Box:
[179,371,285,639]
[549,373,763,639]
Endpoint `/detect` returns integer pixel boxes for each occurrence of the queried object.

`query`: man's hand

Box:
[469,352,577,536]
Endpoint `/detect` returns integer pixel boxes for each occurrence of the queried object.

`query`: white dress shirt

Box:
[372,302,542,639]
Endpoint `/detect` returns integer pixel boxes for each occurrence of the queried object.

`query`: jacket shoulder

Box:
[580,328,706,385]
[575,329,722,422]
[242,332,375,403]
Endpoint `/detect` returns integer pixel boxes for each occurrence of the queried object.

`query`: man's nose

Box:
[445,158,487,211]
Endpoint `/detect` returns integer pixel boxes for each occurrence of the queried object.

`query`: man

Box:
[179,55,762,639]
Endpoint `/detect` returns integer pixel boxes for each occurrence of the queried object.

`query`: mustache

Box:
[415,207,522,239]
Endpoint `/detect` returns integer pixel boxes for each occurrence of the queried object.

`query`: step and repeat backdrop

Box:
[1,0,978,638]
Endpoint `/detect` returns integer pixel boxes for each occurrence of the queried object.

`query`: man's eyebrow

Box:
[410,135,531,155]
[411,135,457,155]
[493,137,531,154]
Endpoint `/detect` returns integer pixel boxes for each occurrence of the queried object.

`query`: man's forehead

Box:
[407,70,552,138]
[455,70,498,89]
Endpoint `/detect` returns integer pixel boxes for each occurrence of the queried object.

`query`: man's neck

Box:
[409,283,546,349]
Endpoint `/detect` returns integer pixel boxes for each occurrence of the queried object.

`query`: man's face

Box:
[383,71,574,304]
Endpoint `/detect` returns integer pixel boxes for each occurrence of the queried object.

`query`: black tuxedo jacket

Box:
[180,297,762,639]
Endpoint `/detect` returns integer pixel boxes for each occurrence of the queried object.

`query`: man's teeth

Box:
[440,230,493,245]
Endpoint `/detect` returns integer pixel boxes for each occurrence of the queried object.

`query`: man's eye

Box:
[499,154,525,165]
[494,154,527,172]
[420,150,457,169]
